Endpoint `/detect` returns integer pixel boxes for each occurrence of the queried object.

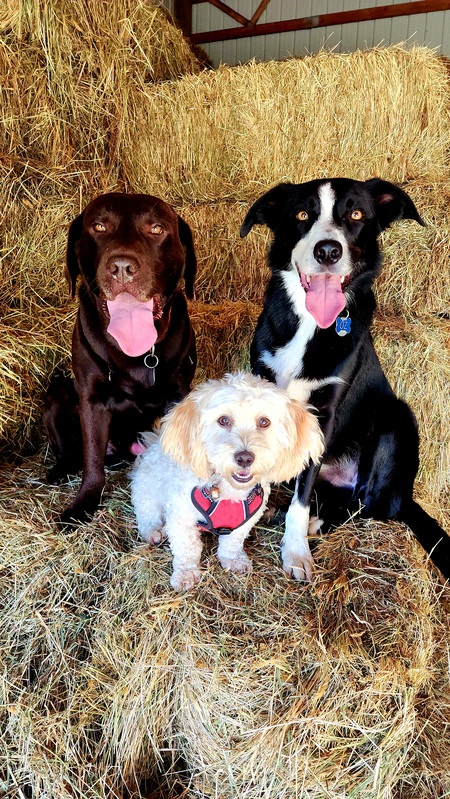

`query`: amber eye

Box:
[297,210,309,222]
[93,222,106,232]
[351,209,364,221]
[257,417,271,429]
[218,415,232,428]
[150,224,163,235]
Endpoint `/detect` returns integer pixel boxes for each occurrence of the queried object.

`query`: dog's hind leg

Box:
[134,500,166,547]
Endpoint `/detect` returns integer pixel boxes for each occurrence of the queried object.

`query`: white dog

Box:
[131,372,324,591]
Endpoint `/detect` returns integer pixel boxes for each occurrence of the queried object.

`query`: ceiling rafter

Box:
[174,0,450,45]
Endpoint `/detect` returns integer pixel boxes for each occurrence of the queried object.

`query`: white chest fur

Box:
[260,268,316,388]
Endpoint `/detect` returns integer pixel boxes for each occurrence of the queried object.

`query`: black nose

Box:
[313,239,343,266]
[107,257,139,283]
[234,450,255,468]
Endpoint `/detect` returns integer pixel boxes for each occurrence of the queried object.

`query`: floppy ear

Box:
[64,211,85,298]
[240,182,294,237]
[178,215,197,299]
[268,400,324,484]
[365,178,425,231]
[159,394,209,479]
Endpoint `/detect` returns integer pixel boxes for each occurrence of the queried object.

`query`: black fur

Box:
[241,177,450,579]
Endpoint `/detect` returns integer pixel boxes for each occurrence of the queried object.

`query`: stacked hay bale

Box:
[0,5,449,795]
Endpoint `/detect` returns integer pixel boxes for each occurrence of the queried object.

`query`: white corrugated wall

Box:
[163,1,450,64]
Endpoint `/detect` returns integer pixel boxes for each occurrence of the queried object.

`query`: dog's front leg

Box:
[59,398,111,527]
[282,463,321,581]
[217,521,254,575]
[167,521,204,591]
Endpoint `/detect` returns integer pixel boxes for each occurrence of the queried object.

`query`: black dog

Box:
[44,192,197,526]
[241,177,450,580]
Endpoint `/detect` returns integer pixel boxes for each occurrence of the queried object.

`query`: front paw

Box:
[219,553,253,574]
[170,569,202,592]
[140,528,166,546]
[57,502,98,530]
[281,545,314,582]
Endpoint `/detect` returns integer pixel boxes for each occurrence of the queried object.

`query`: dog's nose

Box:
[313,239,342,266]
[234,450,255,468]
[107,257,139,283]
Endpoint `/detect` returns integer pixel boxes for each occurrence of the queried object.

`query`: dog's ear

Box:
[178,215,197,300]
[160,394,209,479]
[365,178,425,231]
[240,183,294,237]
[268,400,324,484]
[65,211,85,298]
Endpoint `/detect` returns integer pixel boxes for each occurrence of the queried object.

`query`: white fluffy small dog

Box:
[131,372,324,591]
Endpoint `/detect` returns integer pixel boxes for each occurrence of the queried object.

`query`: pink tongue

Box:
[106,292,157,357]
[304,273,346,329]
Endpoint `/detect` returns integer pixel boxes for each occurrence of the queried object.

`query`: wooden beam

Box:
[173,0,193,37]
[191,0,450,44]
[250,0,272,26]
[204,0,250,27]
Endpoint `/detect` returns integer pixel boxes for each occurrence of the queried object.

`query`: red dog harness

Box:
[191,484,264,536]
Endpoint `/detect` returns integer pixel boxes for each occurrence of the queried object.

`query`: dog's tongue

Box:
[106,293,157,357]
[304,273,346,329]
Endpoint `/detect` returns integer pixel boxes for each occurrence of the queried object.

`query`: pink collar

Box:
[192,484,264,535]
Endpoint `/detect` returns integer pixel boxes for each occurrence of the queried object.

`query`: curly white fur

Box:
[131,372,324,591]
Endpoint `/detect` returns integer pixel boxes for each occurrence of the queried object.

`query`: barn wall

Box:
[164,0,450,65]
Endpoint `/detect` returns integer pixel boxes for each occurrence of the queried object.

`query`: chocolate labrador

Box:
[44,192,197,526]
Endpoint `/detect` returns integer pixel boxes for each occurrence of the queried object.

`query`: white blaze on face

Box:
[290,183,352,330]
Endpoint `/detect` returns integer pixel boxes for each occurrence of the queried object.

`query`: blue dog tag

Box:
[335,315,352,337]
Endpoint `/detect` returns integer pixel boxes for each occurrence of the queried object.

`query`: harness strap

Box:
[192,484,264,536]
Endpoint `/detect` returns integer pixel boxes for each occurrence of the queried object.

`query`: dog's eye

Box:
[351,209,364,221]
[297,210,309,222]
[218,415,232,428]
[150,224,164,235]
[257,417,271,429]
[93,222,106,232]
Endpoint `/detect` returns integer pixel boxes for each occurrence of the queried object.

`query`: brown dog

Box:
[44,192,197,526]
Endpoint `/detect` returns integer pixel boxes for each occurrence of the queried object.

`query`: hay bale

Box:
[123,46,450,202]
[168,520,447,799]
[373,314,450,520]
[0,307,73,453]
[376,180,450,317]
[0,458,449,798]
[0,0,202,172]
[190,300,262,380]
[0,466,180,797]
[0,165,98,311]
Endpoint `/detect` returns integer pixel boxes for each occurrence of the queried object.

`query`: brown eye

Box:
[93,222,106,232]
[218,415,232,428]
[351,209,363,221]
[150,224,163,235]
[257,417,271,429]
[297,210,309,222]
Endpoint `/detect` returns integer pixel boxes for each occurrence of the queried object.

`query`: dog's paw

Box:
[219,553,253,575]
[57,505,94,530]
[141,528,166,546]
[170,569,202,592]
[281,547,314,582]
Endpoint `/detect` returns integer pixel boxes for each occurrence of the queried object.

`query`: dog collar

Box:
[192,484,264,536]
[107,345,159,384]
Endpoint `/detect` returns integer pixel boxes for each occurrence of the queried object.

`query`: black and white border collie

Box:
[240,177,450,581]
